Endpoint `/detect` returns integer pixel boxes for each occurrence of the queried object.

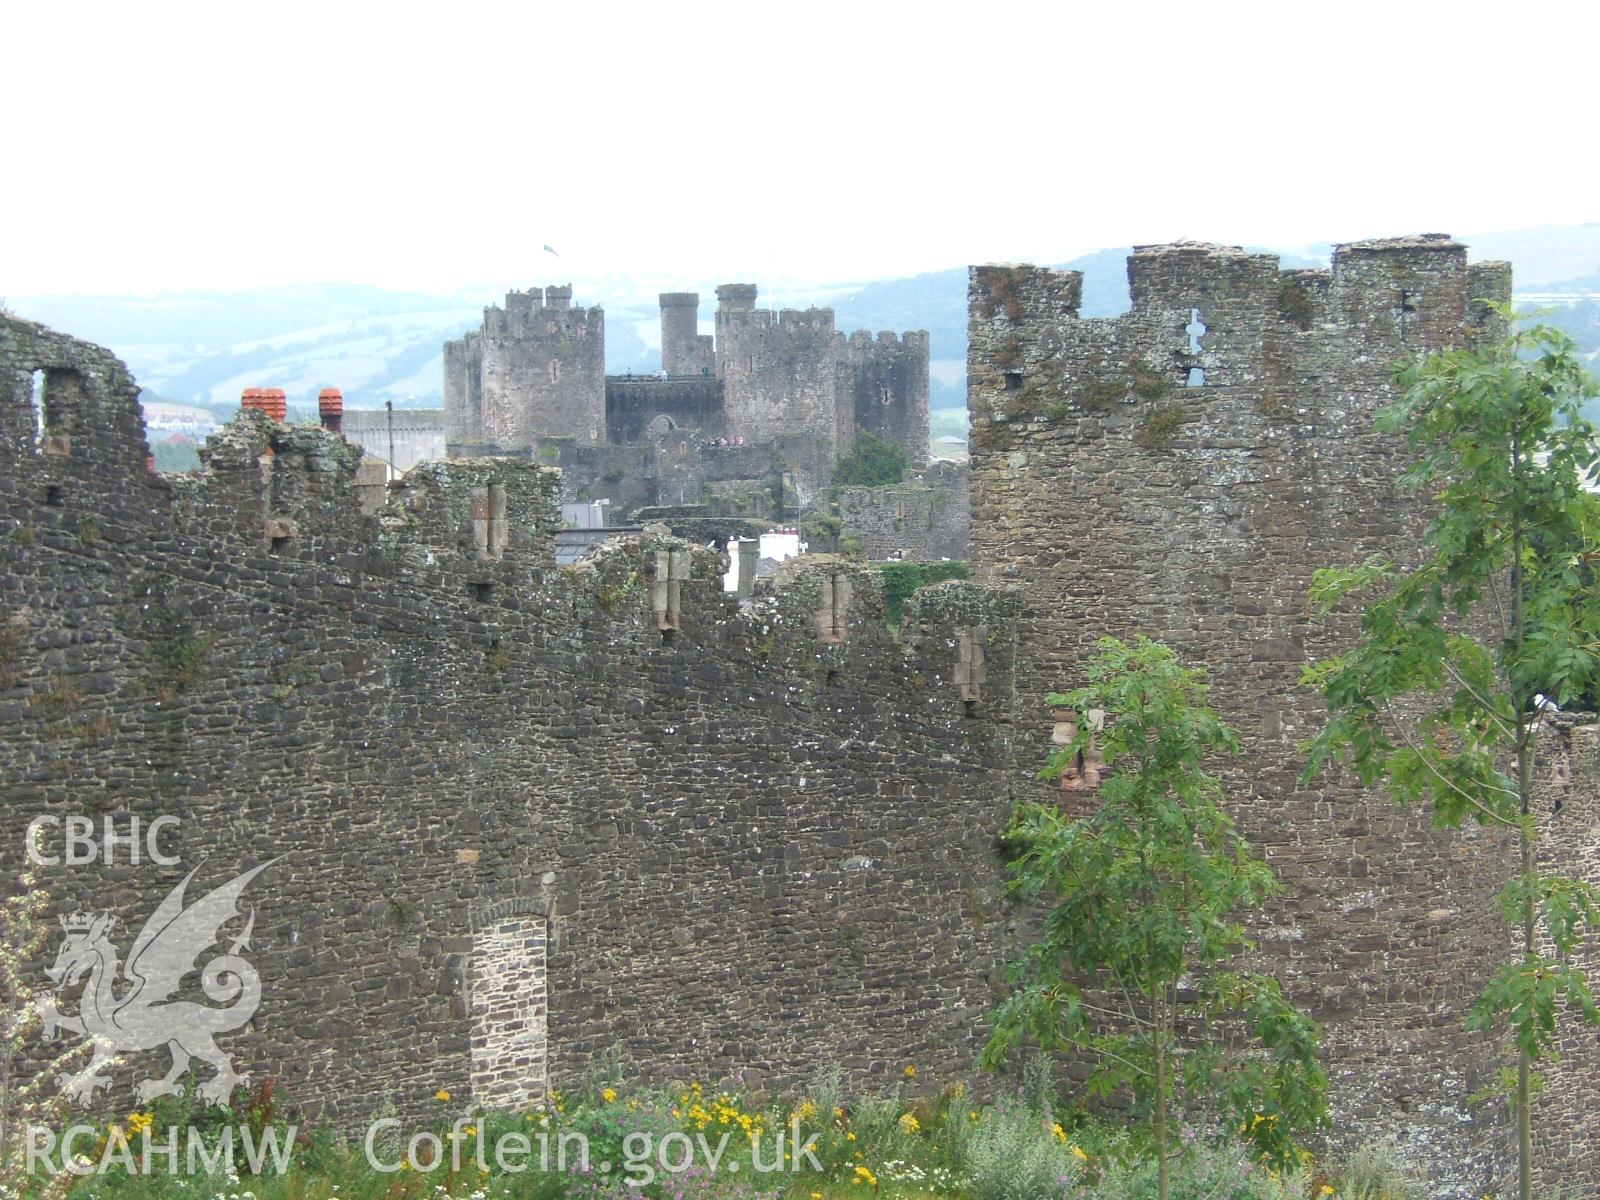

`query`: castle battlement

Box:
[3,313,1018,1124]
[840,329,930,352]
[969,237,1511,418]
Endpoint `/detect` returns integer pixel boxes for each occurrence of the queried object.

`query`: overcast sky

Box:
[6,1,1597,297]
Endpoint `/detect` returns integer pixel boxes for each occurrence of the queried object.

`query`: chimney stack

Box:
[242,387,287,422]
[318,388,344,433]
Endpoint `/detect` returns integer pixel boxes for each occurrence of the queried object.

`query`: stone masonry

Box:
[966,235,1597,1196]
[1,309,1018,1127]
[838,462,969,562]
[5,231,1597,1196]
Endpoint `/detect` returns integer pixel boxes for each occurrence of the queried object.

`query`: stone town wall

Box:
[964,237,1563,1197]
[1531,714,1600,1196]
[1,313,1021,1126]
[838,462,969,562]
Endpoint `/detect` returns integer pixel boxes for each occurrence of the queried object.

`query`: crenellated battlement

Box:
[483,287,603,339]
[839,329,930,352]
[968,237,1512,438]
[1,316,1023,1121]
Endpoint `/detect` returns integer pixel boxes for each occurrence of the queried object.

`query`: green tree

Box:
[1303,321,1600,1200]
[832,427,908,488]
[982,637,1326,1199]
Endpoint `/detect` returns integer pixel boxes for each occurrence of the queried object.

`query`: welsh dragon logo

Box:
[39,860,280,1106]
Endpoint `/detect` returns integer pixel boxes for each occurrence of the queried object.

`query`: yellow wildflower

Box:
[853,1164,878,1187]
[903,1064,917,1078]
[898,1112,920,1134]
[1073,1146,1088,1161]
[846,1131,856,1141]
[1052,1123,1067,1144]
[602,1087,618,1103]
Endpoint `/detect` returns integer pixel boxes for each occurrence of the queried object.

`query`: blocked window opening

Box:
[816,573,851,645]
[954,626,987,706]
[653,549,690,632]
[469,913,548,1110]
[44,484,64,507]
[487,483,508,559]
[471,484,508,560]
[269,533,292,554]
[1003,372,1023,392]
[1186,368,1206,388]
[472,580,494,603]
[826,668,841,688]
[1052,707,1106,792]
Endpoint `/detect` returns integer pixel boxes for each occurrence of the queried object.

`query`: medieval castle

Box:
[435,285,930,517]
[2,235,1597,1198]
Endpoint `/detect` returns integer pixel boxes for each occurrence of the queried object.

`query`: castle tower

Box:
[659,293,715,376]
[714,283,840,480]
[836,329,930,465]
[967,238,1538,1190]
[444,285,606,454]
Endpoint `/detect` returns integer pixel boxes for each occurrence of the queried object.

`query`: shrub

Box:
[1135,404,1184,449]
[1330,1141,1426,1200]
[981,267,1031,323]
[962,1097,1084,1200]
[1083,1139,1302,1199]
[876,561,970,626]
[1132,360,1173,401]
[1279,278,1315,330]
[1078,377,1129,411]
[969,421,1013,452]
[834,428,908,487]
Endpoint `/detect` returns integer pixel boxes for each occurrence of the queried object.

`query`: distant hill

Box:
[10,223,1597,422]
